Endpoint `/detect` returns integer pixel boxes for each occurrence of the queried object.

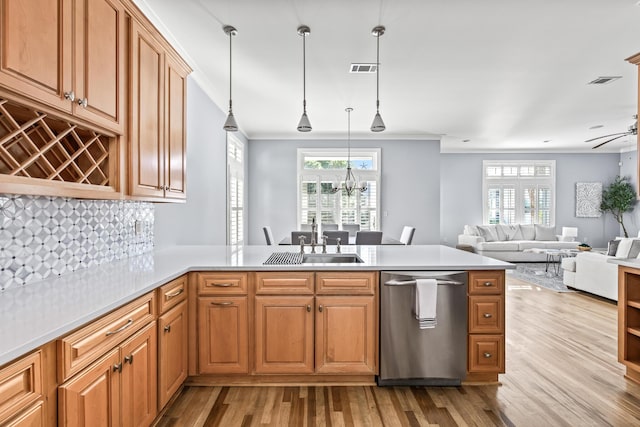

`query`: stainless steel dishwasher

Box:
[378,271,467,386]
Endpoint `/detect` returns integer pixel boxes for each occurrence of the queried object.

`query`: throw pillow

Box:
[534,224,557,241]
[629,240,640,258]
[477,225,499,242]
[464,225,479,236]
[519,224,535,240]
[607,239,621,256]
[616,238,635,258]
[498,224,520,240]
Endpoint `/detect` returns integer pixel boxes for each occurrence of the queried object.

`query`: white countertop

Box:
[0,244,512,366]
[608,258,640,269]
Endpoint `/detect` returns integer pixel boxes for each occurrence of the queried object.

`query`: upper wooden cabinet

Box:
[0,0,126,134]
[129,18,188,200]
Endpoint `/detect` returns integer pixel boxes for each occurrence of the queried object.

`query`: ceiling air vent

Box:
[588,76,622,85]
[350,63,377,73]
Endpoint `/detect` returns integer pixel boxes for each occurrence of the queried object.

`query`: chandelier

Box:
[330,108,367,196]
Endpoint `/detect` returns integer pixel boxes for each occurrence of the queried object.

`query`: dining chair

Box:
[342,223,361,237]
[399,226,416,245]
[355,231,383,245]
[322,231,349,245]
[291,231,316,244]
[322,223,339,231]
[263,226,274,245]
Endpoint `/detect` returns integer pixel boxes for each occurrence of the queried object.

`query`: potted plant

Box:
[600,175,637,238]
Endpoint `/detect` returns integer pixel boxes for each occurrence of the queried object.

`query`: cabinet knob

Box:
[483,313,492,318]
[124,354,134,364]
[483,282,493,287]
[483,352,492,358]
[77,97,88,108]
[164,185,169,191]
[164,325,171,333]
[318,305,323,313]
[64,91,75,101]
[306,304,311,312]
[113,363,122,373]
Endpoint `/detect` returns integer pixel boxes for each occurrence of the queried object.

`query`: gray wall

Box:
[248,139,441,245]
[440,153,622,248]
[155,77,247,247]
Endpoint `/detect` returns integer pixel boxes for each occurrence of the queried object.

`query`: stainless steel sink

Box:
[301,253,364,264]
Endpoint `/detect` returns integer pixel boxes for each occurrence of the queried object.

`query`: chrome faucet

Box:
[299,218,319,254]
[336,237,342,253]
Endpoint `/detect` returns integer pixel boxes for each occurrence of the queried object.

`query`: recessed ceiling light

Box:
[587,76,622,85]
[589,124,604,129]
[462,139,471,142]
[542,140,551,143]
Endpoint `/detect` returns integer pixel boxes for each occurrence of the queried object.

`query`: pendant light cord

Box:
[375,32,380,113]
[228,30,233,110]
[302,32,307,112]
[347,108,352,165]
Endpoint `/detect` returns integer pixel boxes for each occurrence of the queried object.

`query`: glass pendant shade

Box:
[371,111,385,132]
[297,110,311,132]
[223,108,238,132]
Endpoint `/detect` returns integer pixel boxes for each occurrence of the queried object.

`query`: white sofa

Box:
[457,224,579,262]
[561,236,640,301]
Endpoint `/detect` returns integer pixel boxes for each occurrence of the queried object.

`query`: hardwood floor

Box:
[157,276,640,426]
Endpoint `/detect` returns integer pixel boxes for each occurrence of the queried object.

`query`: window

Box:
[298,149,380,230]
[482,160,555,226]
[227,135,244,245]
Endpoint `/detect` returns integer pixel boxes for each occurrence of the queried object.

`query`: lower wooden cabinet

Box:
[254,296,315,374]
[468,335,505,373]
[315,296,376,374]
[0,350,45,426]
[4,401,45,427]
[158,300,188,409]
[58,322,157,427]
[197,296,249,374]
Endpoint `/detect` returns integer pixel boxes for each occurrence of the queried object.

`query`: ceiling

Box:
[134,0,640,153]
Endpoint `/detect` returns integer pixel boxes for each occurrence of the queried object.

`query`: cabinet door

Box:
[73,0,125,133]
[164,55,187,200]
[158,301,188,409]
[254,296,314,374]
[129,19,164,198]
[120,322,157,427]
[198,296,248,374]
[0,0,72,111]
[315,296,376,374]
[58,348,120,427]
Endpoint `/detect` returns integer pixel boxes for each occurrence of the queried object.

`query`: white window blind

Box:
[297,149,380,230]
[483,160,555,226]
[227,135,244,245]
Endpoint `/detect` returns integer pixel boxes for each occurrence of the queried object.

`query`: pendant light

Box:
[331,108,367,196]
[370,25,386,132]
[297,25,312,132]
[223,25,238,132]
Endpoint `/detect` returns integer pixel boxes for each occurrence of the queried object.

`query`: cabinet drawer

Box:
[0,351,42,424]
[157,275,188,313]
[468,271,504,295]
[255,272,314,295]
[197,272,248,295]
[58,292,155,382]
[469,296,504,334]
[316,272,376,295]
[468,335,505,373]
[4,400,45,427]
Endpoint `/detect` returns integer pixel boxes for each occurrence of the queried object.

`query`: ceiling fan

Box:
[586,115,638,149]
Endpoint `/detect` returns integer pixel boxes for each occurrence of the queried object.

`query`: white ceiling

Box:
[135,0,640,153]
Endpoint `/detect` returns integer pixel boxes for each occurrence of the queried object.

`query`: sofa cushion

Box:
[607,239,620,256]
[519,224,535,240]
[477,225,499,242]
[517,241,544,251]
[464,225,480,236]
[475,241,520,251]
[615,238,639,258]
[534,224,557,241]
[629,240,640,258]
[497,224,520,240]
[561,257,576,272]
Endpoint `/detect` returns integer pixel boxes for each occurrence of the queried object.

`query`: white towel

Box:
[415,278,437,329]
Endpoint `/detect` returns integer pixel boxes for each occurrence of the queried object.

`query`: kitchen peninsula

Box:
[0,245,512,426]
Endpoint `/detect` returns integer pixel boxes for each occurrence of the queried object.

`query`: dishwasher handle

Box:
[384,279,464,286]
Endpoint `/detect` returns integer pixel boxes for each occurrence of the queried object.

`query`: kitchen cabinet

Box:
[0,0,126,133]
[196,273,249,374]
[129,18,189,200]
[58,293,157,427]
[0,350,45,426]
[467,270,505,380]
[618,265,640,384]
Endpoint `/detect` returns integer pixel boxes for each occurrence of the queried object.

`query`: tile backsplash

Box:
[0,194,154,290]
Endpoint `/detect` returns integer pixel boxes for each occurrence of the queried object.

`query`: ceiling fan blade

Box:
[591,134,627,149]
[584,132,627,143]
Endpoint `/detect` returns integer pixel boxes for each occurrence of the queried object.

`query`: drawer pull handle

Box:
[483,352,492,358]
[105,319,133,336]
[124,354,134,364]
[483,313,492,318]
[113,363,122,373]
[211,283,234,287]
[166,288,184,298]
[164,325,171,333]
[212,301,233,306]
[483,282,493,287]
